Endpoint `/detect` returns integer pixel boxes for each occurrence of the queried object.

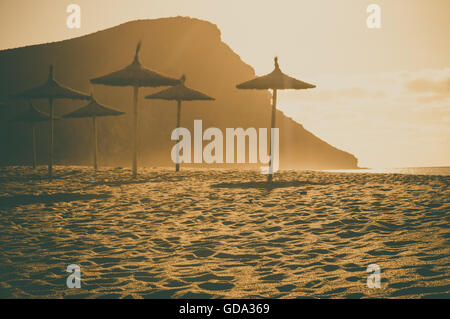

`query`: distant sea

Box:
[323,166,450,176]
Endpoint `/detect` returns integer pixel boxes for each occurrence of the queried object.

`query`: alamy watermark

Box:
[170,120,279,174]
[66,4,381,30]
[66,4,81,29]
[366,264,381,288]
[366,4,381,29]
[66,264,81,288]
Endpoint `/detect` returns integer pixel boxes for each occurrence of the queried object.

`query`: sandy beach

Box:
[0,166,448,298]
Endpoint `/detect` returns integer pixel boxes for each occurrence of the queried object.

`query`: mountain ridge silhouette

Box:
[0,17,358,169]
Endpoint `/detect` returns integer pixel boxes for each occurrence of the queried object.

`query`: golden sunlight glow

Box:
[0,0,448,167]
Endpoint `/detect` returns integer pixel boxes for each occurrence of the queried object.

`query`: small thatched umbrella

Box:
[91,42,180,178]
[62,93,125,169]
[10,101,55,169]
[11,65,90,180]
[236,57,316,183]
[145,75,215,172]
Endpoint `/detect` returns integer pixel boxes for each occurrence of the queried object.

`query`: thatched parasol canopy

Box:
[12,66,90,100]
[10,102,55,169]
[145,75,215,172]
[10,65,90,179]
[236,57,316,183]
[91,42,180,88]
[11,102,52,123]
[63,95,124,118]
[145,75,214,101]
[90,41,179,178]
[63,94,125,170]
[237,57,315,90]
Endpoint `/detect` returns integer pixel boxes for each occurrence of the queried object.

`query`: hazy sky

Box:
[1,0,449,167]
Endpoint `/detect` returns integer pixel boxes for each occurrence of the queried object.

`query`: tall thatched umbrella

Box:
[11,65,90,180]
[62,93,125,169]
[10,101,54,169]
[145,75,215,172]
[236,57,316,183]
[90,42,180,178]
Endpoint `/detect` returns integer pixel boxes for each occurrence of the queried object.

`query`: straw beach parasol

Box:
[63,93,125,169]
[10,101,54,169]
[11,65,90,180]
[145,75,215,172]
[236,57,316,183]
[91,42,180,178]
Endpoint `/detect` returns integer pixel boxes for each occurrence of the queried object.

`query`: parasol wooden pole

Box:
[93,115,98,170]
[32,122,37,169]
[175,100,181,172]
[48,98,54,181]
[268,88,277,183]
[132,85,139,178]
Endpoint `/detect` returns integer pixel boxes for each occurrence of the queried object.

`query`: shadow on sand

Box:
[211,180,317,190]
[89,173,186,187]
[0,193,112,208]
[90,179,159,187]
[0,168,86,183]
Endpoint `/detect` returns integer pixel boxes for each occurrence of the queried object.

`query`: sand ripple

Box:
[0,166,448,298]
